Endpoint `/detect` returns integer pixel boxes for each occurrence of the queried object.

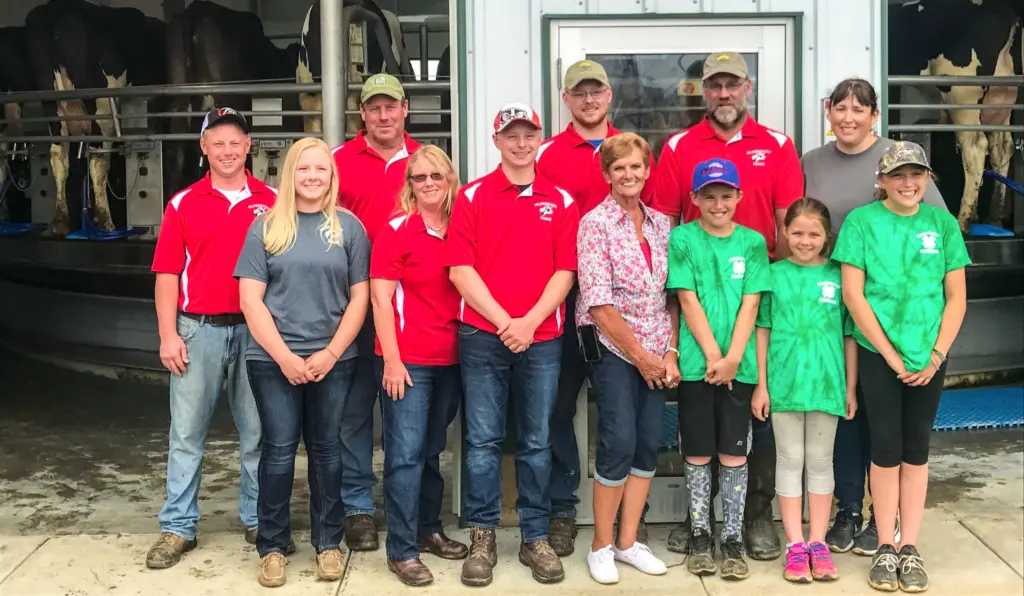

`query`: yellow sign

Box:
[678,79,701,97]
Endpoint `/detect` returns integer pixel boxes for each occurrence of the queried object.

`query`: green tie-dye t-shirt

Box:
[755,259,852,416]
[667,221,771,384]
[831,201,971,372]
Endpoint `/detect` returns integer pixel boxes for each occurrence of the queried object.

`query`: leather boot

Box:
[744,446,781,561]
[388,557,434,586]
[518,539,565,584]
[418,532,469,560]
[549,517,577,556]
[460,528,497,587]
[344,514,379,551]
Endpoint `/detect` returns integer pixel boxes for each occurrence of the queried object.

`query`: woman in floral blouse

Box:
[575,132,681,585]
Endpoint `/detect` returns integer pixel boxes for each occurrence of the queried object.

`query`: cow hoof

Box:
[94,216,116,232]
[50,220,70,238]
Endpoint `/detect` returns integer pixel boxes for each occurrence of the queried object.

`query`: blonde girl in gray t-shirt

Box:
[234,137,370,588]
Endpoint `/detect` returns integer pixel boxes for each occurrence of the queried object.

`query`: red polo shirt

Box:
[151,171,277,315]
[370,212,460,366]
[536,122,657,217]
[445,166,580,342]
[333,130,422,244]
[651,117,804,257]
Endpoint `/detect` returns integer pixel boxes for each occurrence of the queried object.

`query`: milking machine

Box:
[250,97,292,188]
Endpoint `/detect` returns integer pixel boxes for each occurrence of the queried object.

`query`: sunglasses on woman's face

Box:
[410,172,445,183]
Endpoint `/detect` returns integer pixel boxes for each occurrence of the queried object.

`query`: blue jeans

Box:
[157,314,261,540]
[459,324,561,543]
[834,383,871,513]
[550,286,586,518]
[340,317,378,517]
[589,346,665,486]
[247,358,354,557]
[376,358,461,562]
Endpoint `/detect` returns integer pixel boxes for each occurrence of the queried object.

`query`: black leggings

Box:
[858,345,946,468]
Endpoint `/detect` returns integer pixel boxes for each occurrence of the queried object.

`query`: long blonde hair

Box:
[263,137,345,256]
[396,145,460,224]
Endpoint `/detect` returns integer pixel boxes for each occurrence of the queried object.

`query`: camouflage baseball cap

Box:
[877,140,932,175]
[564,60,610,90]
[360,73,405,103]
[702,52,748,81]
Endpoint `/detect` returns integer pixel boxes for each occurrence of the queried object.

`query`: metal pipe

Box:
[0,81,450,104]
[320,0,344,148]
[888,75,1024,86]
[109,98,122,138]
[889,124,1024,133]
[419,24,430,81]
[0,131,452,144]
[0,107,452,126]
[890,103,1024,111]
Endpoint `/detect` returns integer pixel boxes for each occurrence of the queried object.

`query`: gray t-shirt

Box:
[801,137,948,233]
[234,209,370,362]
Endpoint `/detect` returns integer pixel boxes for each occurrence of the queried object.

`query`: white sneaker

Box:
[614,541,668,575]
[588,544,619,584]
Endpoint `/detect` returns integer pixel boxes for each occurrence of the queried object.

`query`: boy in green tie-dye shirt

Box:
[667,158,771,581]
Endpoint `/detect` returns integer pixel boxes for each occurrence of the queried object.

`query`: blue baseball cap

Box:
[692,158,741,192]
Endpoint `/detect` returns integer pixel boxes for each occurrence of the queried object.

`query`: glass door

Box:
[551,17,796,524]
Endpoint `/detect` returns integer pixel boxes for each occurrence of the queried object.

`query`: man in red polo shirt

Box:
[535,58,658,555]
[146,107,278,569]
[331,73,422,551]
[653,52,803,561]
[447,103,579,587]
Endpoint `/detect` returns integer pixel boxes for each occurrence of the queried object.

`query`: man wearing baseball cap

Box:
[147,106,281,569]
[534,58,659,555]
[653,51,803,560]
[331,72,422,552]
[446,102,579,586]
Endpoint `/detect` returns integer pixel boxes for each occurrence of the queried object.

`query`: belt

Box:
[180,311,246,327]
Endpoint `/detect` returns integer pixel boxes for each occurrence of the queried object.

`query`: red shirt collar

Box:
[193,170,272,198]
[351,130,418,160]
[490,164,552,197]
[563,121,622,148]
[694,116,763,142]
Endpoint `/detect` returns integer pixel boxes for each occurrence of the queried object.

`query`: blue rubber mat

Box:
[658,386,1024,450]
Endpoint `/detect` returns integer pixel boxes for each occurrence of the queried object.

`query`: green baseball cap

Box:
[702,51,749,81]
[360,72,405,103]
[878,140,932,175]
[564,60,610,90]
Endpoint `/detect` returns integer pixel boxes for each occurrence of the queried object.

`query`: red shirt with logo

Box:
[445,166,580,342]
[151,172,277,315]
[332,130,422,245]
[536,122,657,217]
[651,117,804,257]
[370,212,460,366]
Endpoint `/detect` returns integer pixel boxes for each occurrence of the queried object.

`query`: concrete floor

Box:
[0,348,1022,594]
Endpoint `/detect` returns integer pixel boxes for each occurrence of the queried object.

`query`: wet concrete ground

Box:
[0,347,1021,594]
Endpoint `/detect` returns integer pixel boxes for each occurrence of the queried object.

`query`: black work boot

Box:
[460,528,497,587]
[743,446,782,561]
[548,517,577,557]
[344,514,379,551]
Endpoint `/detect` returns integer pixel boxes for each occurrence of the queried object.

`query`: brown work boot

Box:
[460,527,498,587]
[388,557,434,586]
[145,532,197,569]
[549,517,577,556]
[315,548,344,581]
[344,514,379,551]
[518,539,565,584]
[418,532,469,560]
[258,552,287,588]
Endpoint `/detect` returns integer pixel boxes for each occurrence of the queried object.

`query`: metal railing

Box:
[887,75,1024,134]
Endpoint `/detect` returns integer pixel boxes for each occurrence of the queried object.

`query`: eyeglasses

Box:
[567,89,606,100]
[410,173,445,183]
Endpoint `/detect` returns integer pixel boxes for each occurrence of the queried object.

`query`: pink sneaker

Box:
[809,541,840,581]
[783,542,812,583]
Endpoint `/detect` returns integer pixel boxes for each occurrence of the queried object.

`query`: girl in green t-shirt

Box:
[752,197,856,585]
[831,141,971,593]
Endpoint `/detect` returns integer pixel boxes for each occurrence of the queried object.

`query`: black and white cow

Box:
[25,0,167,237]
[164,0,302,195]
[297,0,408,137]
[889,0,1023,232]
[0,26,34,224]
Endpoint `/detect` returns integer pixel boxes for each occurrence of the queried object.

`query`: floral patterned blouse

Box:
[575,195,673,363]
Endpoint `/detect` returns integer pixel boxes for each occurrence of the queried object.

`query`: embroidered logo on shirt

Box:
[730,256,746,279]
[818,281,839,305]
[536,201,556,222]
[918,231,939,255]
[250,203,271,217]
[747,149,769,166]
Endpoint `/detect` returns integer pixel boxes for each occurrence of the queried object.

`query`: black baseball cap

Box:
[200,106,249,135]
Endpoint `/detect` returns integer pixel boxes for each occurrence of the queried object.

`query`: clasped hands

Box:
[887,350,943,387]
[704,350,739,390]
[279,349,337,385]
[496,316,538,354]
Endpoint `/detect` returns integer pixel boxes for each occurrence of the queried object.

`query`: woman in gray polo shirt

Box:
[801,78,948,557]
[235,137,370,588]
